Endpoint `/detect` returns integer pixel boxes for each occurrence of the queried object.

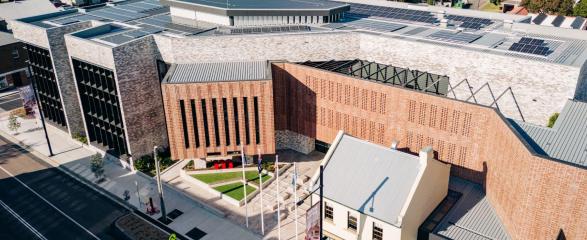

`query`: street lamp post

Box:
[154,146,167,222]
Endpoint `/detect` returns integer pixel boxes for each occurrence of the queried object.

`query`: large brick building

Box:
[9,0,587,239]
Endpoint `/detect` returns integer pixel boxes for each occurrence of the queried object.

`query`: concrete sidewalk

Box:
[0,112,260,240]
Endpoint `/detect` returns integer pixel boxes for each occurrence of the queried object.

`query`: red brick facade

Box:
[272,62,587,240]
[162,62,586,239]
[162,80,275,159]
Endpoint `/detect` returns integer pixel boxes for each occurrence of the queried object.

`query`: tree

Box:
[90,153,105,181]
[7,112,21,133]
[427,0,435,6]
[575,0,587,17]
[547,112,559,128]
[559,0,575,16]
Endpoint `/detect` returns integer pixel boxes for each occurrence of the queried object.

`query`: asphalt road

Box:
[0,93,22,113]
[0,135,128,240]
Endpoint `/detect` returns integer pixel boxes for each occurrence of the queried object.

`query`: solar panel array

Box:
[446,15,493,30]
[49,14,104,25]
[508,37,551,56]
[343,19,406,32]
[551,15,565,27]
[85,0,164,22]
[427,31,483,44]
[220,25,311,35]
[98,25,164,45]
[346,3,437,24]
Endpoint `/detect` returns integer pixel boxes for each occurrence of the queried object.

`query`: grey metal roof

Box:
[510,99,587,167]
[321,134,422,227]
[161,0,350,16]
[432,177,511,240]
[168,0,347,9]
[165,61,270,83]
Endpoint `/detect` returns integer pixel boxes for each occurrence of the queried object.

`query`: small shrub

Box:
[547,112,559,128]
[7,112,21,132]
[90,153,105,180]
[72,132,88,144]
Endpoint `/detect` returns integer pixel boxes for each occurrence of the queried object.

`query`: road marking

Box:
[0,166,100,240]
[0,200,48,240]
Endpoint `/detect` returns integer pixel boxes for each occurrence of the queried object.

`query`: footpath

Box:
[0,112,260,240]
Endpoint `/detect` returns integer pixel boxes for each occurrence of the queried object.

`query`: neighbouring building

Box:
[0,31,28,90]
[9,0,587,239]
[310,132,451,240]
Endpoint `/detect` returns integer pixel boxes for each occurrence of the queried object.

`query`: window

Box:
[179,100,189,148]
[190,100,200,147]
[211,98,220,146]
[201,99,210,147]
[373,223,383,240]
[253,97,260,144]
[222,98,230,146]
[233,98,240,145]
[11,49,19,59]
[243,97,251,145]
[347,212,357,231]
[325,202,333,221]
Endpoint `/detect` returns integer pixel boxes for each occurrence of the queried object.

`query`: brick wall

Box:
[162,80,275,159]
[273,63,587,240]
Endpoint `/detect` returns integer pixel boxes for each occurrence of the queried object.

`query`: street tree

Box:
[7,112,21,133]
[90,153,105,181]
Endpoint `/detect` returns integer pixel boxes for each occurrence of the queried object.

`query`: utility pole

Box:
[154,146,167,222]
[28,65,53,157]
[319,165,324,240]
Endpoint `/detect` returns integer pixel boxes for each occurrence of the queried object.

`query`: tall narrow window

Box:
[373,223,383,240]
[190,100,200,147]
[253,97,261,144]
[348,212,357,231]
[179,100,189,148]
[233,98,241,145]
[212,98,220,146]
[201,99,210,147]
[243,97,251,145]
[325,202,333,220]
[222,98,230,146]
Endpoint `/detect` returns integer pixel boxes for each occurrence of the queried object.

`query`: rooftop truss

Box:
[299,59,450,96]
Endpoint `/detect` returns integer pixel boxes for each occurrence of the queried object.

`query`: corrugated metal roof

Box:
[433,177,511,240]
[510,99,587,166]
[321,134,422,227]
[166,61,270,83]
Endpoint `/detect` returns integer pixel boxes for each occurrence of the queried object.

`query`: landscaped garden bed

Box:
[180,159,291,206]
[113,213,171,240]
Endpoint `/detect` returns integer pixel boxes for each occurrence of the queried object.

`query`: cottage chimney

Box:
[419,146,434,166]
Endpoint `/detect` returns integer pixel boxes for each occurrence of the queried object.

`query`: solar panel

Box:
[508,37,551,56]
[347,3,437,25]
[447,15,493,30]
[571,17,585,29]
[427,31,482,44]
[551,15,565,27]
[533,13,547,25]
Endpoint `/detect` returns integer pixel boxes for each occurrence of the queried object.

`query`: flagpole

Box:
[275,155,281,240]
[241,145,249,228]
[293,162,299,240]
[258,148,265,235]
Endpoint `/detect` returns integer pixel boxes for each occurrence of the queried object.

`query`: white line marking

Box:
[0,200,48,240]
[0,166,100,240]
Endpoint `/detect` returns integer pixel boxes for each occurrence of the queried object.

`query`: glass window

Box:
[11,49,19,59]
[179,100,189,148]
[373,223,383,240]
[348,212,357,231]
[325,202,333,220]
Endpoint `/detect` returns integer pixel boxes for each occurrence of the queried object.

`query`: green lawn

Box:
[248,174,272,186]
[214,182,257,201]
[192,170,270,184]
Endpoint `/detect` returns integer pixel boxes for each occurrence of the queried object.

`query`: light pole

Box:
[154,146,167,222]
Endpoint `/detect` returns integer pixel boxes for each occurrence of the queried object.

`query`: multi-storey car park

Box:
[9,0,587,239]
